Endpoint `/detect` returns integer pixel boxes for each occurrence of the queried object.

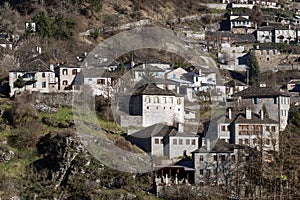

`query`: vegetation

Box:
[246,52,260,86]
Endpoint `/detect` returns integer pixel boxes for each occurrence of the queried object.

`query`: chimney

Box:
[178,123,184,132]
[256,45,259,50]
[206,139,211,151]
[50,64,54,72]
[260,109,264,120]
[142,63,145,69]
[246,108,252,119]
[228,107,232,120]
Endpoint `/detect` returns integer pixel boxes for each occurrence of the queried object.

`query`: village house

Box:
[229,14,256,34]
[256,26,274,43]
[251,46,281,71]
[192,139,252,186]
[233,86,290,131]
[126,123,199,159]
[287,79,300,92]
[204,107,280,152]
[131,64,166,82]
[57,65,81,90]
[165,67,187,80]
[9,59,58,97]
[0,35,13,49]
[225,79,248,99]
[274,26,297,43]
[82,68,116,97]
[118,83,185,128]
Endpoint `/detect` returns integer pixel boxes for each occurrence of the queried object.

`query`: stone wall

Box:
[33,92,73,107]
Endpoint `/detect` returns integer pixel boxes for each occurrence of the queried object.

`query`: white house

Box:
[58,65,81,90]
[132,64,166,82]
[9,59,58,97]
[274,26,297,43]
[256,26,274,43]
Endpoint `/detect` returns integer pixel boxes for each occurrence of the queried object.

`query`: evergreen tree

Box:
[246,51,260,86]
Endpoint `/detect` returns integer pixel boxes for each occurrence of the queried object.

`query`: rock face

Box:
[0,146,14,163]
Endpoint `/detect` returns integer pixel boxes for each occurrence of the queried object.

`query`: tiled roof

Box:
[133,83,176,96]
[233,86,290,97]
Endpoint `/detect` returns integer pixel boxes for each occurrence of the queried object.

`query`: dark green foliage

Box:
[13,76,25,88]
[32,12,75,40]
[246,52,260,86]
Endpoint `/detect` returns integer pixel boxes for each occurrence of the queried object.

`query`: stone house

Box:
[251,46,281,71]
[233,86,290,131]
[9,59,58,97]
[82,68,116,97]
[0,37,13,49]
[256,26,274,43]
[132,64,165,82]
[204,107,280,152]
[274,26,297,43]
[126,124,199,159]
[165,67,187,80]
[229,14,256,34]
[192,139,251,185]
[118,83,185,128]
[57,65,81,90]
[225,79,248,99]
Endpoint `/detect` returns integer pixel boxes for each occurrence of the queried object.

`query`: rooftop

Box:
[133,83,178,96]
[233,86,290,97]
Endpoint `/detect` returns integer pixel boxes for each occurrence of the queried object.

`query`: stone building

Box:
[126,124,199,159]
[233,86,290,131]
[251,46,281,71]
[256,26,273,43]
[57,65,81,90]
[192,139,251,185]
[229,14,256,34]
[204,107,280,152]
[9,59,58,97]
[118,83,185,128]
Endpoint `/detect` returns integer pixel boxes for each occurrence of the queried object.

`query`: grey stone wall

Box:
[33,92,73,107]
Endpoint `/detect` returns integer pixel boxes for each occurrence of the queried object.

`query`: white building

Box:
[9,59,58,97]
[58,65,81,90]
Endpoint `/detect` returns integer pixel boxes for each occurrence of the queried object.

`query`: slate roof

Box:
[231,16,250,21]
[192,139,245,153]
[225,79,247,87]
[233,86,290,97]
[10,59,51,72]
[0,38,12,44]
[133,83,176,96]
[235,34,256,43]
[206,110,279,125]
[82,67,117,78]
[127,123,175,138]
[132,64,165,72]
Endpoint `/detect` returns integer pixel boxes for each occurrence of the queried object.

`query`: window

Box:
[147,106,149,109]
[42,82,46,88]
[177,98,181,105]
[191,139,196,145]
[214,169,218,175]
[220,155,225,161]
[169,97,173,103]
[281,109,284,116]
[213,155,217,161]
[172,74,176,79]
[145,96,150,103]
[42,72,45,78]
[253,138,257,145]
[274,97,278,104]
[97,79,105,85]
[252,97,259,104]
[186,139,190,145]
[160,139,164,144]
[154,97,159,103]
[245,139,249,144]
[179,139,183,145]
[231,155,236,162]
[155,139,159,144]
[271,126,276,132]
[163,97,167,103]
[239,139,243,144]
[33,82,36,88]
[267,57,270,61]
[63,80,68,85]
[221,125,226,131]
[173,139,177,145]
[62,69,68,75]
[72,69,77,75]
[206,169,211,176]
[200,169,203,175]
[199,155,203,161]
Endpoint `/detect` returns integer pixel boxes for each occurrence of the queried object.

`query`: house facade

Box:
[9,59,58,97]
[58,65,81,90]
[256,27,273,43]
[234,86,290,131]
[251,47,281,71]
